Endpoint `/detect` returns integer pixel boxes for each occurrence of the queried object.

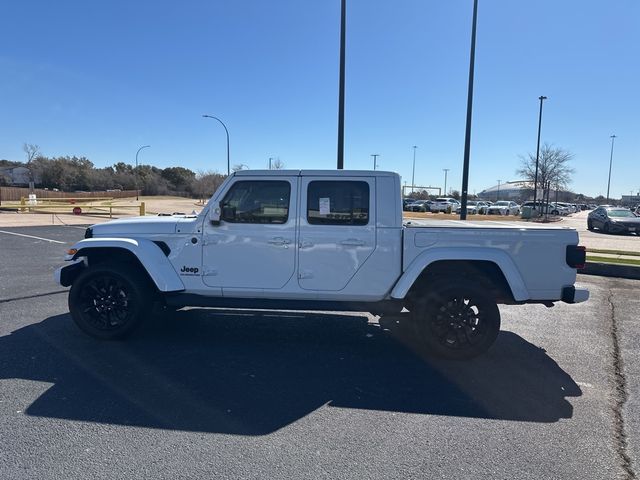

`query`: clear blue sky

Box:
[1,0,638,198]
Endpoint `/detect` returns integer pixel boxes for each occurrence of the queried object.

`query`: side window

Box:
[307,181,369,226]
[221,181,290,224]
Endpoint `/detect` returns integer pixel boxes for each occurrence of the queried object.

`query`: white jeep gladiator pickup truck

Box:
[55,170,589,359]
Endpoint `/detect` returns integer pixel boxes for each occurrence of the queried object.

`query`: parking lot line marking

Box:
[0,230,66,244]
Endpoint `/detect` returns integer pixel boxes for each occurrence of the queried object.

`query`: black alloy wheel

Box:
[69,264,152,339]
[413,281,501,360]
[587,219,594,230]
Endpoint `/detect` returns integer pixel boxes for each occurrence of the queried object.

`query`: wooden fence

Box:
[0,187,137,202]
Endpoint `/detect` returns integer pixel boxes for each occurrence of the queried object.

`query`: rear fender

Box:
[69,238,185,292]
[391,247,528,301]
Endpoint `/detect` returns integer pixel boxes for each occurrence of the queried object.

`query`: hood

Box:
[90,215,185,236]
[611,216,640,224]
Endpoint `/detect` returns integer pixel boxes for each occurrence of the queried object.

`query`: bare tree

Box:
[516,144,575,193]
[192,170,225,203]
[23,143,40,164]
[232,164,249,172]
[272,158,285,170]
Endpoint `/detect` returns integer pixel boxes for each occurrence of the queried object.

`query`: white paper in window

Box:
[319,197,330,215]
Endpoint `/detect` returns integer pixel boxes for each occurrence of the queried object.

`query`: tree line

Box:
[1,144,227,199]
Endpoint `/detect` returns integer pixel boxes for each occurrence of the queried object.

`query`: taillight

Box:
[566,245,586,269]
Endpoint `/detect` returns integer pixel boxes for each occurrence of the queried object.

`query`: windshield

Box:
[494,201,509,206]
[608,209,636,218]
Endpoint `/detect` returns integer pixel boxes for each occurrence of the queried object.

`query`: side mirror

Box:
[210,202,221,226]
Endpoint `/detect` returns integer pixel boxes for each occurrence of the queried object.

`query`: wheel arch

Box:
[391,248,529,302]
[67,239,184,292]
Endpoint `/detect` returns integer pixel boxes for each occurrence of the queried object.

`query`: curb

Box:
[579,262,640,280]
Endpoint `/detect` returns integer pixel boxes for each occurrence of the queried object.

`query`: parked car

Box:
[549,203,570,215]
[521,201,563,215]
[407,200,432,212]
[430,197,460,213]
[454,201,480,214]
[402,198,413,211]
[486,201,520,216]
[587,207,640,234]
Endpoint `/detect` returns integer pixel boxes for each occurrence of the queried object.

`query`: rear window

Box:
[307,181,369,225]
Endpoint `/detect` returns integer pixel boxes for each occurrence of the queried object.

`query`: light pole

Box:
[135,145,150,201]
[202,114,230,176]
[460,0,479,220]
[496,179,501,201]
[606,134,617,203]
[533,95,547,209]
[371,154,379,170]
[411,146,417,193]
[443,168,450,196]
[269,157,273,170]
[337,0,346,169]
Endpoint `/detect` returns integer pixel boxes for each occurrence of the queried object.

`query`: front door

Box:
[202,177,297,291]
[297,177,376,291]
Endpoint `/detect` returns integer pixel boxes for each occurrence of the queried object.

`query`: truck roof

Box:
[233,169,399,178]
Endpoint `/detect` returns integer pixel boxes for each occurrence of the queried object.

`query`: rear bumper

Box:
[561,286,590,304]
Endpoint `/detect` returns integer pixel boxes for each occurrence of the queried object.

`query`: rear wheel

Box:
[587,219,594,231]
[69,264,153,340]
[412,281,500,360]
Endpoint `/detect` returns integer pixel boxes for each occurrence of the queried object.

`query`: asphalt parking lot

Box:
[1,225,639,479]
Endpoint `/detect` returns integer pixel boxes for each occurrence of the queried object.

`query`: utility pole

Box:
[411,146,417,193]
[371,154,379,170]
[460,0,479,220]
[533,96,547,209]
[606,134,617,203]
[269,157,273,170]
[496,179,501,201]
[443,169,450,196]
[336,0,346,169]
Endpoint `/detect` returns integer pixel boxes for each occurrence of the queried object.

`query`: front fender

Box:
[390,247,529,301]
[69,238,185,292]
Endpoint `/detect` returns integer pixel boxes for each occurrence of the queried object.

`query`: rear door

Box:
[298,177,376,291]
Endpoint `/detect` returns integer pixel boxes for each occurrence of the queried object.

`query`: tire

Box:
[552,210,559,216]
[587,220,594,231]
[68,263,153,340]
[412,281,501,360]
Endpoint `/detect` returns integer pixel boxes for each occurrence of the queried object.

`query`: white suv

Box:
[431,197,460,213]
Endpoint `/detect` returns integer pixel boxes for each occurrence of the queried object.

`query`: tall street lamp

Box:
[337,0,347,169]
[460,0,479,220]
[371,154,379,170]
[496,179,501,201]
[533,95,547,209]
[443,168,450,196]
[202,114,230,175]
[135,145,150,201]
[411,146,417,193]
[606,134,617,203]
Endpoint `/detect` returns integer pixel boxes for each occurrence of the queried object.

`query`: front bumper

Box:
[53,259,85,287]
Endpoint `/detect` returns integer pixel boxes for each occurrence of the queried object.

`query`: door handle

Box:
[268,237,291,246]
[340,239,365,247]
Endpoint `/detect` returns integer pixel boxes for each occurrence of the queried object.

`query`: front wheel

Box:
[68,264,153,340]
[587,220,594,231]
[412,281,501,360]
